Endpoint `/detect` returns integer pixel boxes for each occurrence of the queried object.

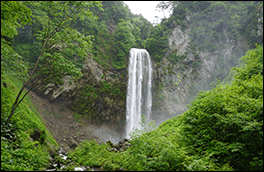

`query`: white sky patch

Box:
[124,1,172,25]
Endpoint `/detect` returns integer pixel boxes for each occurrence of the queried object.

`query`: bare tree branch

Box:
[1,127,21,134]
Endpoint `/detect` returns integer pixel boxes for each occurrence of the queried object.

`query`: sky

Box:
[123,1,172,25]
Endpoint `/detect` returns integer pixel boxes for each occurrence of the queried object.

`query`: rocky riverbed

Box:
[44,138,131,171]
[27,89,130,171]
[28,89,123,151]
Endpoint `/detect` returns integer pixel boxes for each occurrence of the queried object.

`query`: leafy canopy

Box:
[1,1,32,80]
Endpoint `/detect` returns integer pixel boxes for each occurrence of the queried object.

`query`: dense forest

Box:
[1,1,263,171]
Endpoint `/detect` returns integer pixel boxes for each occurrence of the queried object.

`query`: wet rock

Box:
[60,165,66,170]
[106,140,113,147]
[125,142,131,147]
[68,138,78,150]
[74,166,86,171]
[46,162,53,169]
[106,139,132,153]
[30,129,45,145]
[112,148,118,152]
[59,148,66,155]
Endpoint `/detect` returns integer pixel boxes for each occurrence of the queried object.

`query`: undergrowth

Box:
[67,45,263,171]
[1,70,59,171]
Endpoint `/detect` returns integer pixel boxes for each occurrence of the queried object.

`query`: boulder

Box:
[68,138,78,150]
[106,140,113,147]
[30,129,45,144]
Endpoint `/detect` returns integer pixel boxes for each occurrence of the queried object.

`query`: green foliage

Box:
[2,1,263,171]
[159,1,262,55]
[1,1,104,128]
[145,24,169,62]
[71,79,126,122]
[232,44,263,80]
[10,1,103,82]
[238,2,263,48]
[1,71,59,171]
[10,1,154,72]
[168,49,188,64]
[181,45,263,171]
[1,1,32,40]
[68,45,262,171]
[98,1,131,23]
[174,81,179,87]
[131,15,152,40]
[67,139,121,170]
[1,1,32,81]
[184,1,262,52]
[112,19,135,68]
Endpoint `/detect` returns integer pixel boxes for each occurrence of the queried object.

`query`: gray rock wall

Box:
[151,24,249,126]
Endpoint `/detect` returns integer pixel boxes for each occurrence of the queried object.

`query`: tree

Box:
[181,44,263,171]
[1,1,32,80]
[145,24,168,62]
[2,1,103,126]
[156,1,178,16]
[112,19,135,68]
[131,15,152,40]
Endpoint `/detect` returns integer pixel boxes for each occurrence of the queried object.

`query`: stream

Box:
[46,148,104,171]
[45,137,131,171]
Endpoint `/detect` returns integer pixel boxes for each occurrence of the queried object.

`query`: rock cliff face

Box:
[151,14,263,125]
[30,4,263,137]
[32,51,128,138]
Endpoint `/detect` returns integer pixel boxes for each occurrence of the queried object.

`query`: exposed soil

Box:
[27,89,122,152]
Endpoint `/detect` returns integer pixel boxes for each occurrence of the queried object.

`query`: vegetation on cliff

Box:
[2,1,103,130]
[1,70,59,170]
[1,1,263,171]
[67,44,263,171]
[151,1,263,112]
[1,1,101,170]
[6,1,263,127]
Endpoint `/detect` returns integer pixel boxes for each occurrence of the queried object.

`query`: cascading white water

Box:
[126,48,152,138]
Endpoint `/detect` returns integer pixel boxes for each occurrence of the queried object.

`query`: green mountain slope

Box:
[1,70,59,170]
[67,44,263,171]
[1,1,263,171]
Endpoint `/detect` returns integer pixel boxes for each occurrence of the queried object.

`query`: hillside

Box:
[1,1,263,171]
[1,69,59,170]
[67,44,263,171]
[10,1,263,129]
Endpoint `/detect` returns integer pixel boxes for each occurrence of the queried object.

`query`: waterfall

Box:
[126,48,152,138]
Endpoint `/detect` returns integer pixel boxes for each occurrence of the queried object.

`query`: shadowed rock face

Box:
[28,89,106,151]
[151,18,253,125]
[27,5,263,147]
[27,53,128,149]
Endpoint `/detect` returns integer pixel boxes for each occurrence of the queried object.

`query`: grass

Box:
[1,70,59,146]
[1,70,59,170]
